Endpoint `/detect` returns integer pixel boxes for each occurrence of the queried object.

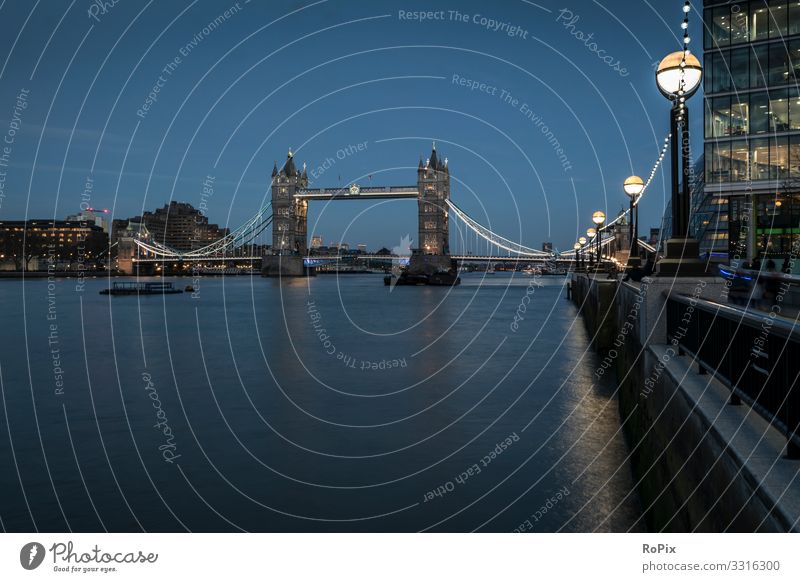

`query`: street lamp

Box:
[573,242,581,271]
[655,48,704,275]
[586,228,596,267]
[624,176,645,267]
[578,236,587,269]
[592,211,606,267]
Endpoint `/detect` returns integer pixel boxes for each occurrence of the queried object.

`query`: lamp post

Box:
[655,47,705,275]
[592,211,606,268]
[573,242,581,271]
[624,176,645,267]
[578,236,587,270]
[586,228,596,267]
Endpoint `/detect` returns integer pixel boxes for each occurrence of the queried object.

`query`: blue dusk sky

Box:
[0,0,702,252]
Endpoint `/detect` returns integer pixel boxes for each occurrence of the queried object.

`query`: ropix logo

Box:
[19,542,46,570]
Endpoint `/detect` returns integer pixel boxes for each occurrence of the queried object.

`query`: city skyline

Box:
[0,0,701,252]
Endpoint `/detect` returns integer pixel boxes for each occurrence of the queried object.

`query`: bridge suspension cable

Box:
[447,200,552,257]
[133,201,273,259]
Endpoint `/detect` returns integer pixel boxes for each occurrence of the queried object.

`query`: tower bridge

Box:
[120,144,616,277]
[263,144,455,276]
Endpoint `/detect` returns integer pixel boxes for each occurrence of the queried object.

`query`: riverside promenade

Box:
[571,271,800,532]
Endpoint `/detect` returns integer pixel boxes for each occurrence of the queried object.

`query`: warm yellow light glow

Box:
[656,51,702,99]
[624,175,645,197]
[586,228,596,238]
[592,211,606,225]
[578,236,587,245]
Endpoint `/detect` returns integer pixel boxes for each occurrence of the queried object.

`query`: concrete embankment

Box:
[571,273,800,532]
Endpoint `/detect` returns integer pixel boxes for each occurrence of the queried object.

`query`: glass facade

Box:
[704,1,800,259]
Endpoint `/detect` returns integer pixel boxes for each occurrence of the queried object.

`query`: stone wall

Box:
[573,273,798,532]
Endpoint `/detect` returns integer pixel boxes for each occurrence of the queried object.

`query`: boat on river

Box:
[100,281,183,295]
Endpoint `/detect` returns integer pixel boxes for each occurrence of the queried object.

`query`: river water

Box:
[0,273,644,532]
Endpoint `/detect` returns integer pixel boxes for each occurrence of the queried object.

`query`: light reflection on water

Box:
[0,273,643,531]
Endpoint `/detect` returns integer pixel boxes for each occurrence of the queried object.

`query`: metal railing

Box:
[666,293,800,458]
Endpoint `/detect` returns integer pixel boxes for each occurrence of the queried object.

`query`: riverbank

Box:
[571,272,800,532]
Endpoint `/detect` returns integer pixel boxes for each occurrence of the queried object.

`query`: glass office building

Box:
[704,0,800,260]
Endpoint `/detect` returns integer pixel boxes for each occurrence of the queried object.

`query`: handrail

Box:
[668,292,800,340]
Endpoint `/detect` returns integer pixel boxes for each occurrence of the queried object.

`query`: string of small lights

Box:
[574,1,690,255]
[677,1,691,124]
[569,131,670,256]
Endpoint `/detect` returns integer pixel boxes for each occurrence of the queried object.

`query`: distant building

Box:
[649,228,660,246]
[130,201,229,252]
[310,235,323,249]
[339,243,350,251]
[0,220,107,271]
[357,243,367,253]
[66,208,111,233]
[542,241,553,253]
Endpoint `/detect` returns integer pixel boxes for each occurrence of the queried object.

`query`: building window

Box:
[751,137,771,180]
[790,1,800,35]
[708,96,732,137]
[770,88,790,131]
[713,6,732,46]
[731,3,750,44]
[732,98,750,134]
[732,140,750,180]
[750,44,769,88]
[769,42,790,84]
[791,134,800,175]
[751,1,770,41]
[712,51,732,93]
[769,1,789,38]
[731,46,750,89]
[771,135,790,179]
[750,91,771,133]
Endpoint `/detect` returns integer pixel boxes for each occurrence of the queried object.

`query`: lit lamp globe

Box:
[592,211,606,226]
[578,236,587,245]
[624,175,645,199]
[586,228,596,239]
[656,51,702,100]
[573,242,581,250]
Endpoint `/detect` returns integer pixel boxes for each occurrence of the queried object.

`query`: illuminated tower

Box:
[416,143,450,256]
[270,149,308,255]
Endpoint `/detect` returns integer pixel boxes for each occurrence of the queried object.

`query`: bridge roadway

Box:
[295,185,418,200]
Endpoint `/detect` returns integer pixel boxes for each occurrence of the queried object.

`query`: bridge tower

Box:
[263,149,311,276]
[412,143,452,273]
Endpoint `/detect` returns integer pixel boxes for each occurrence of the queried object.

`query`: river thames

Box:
[0,273,643,532]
